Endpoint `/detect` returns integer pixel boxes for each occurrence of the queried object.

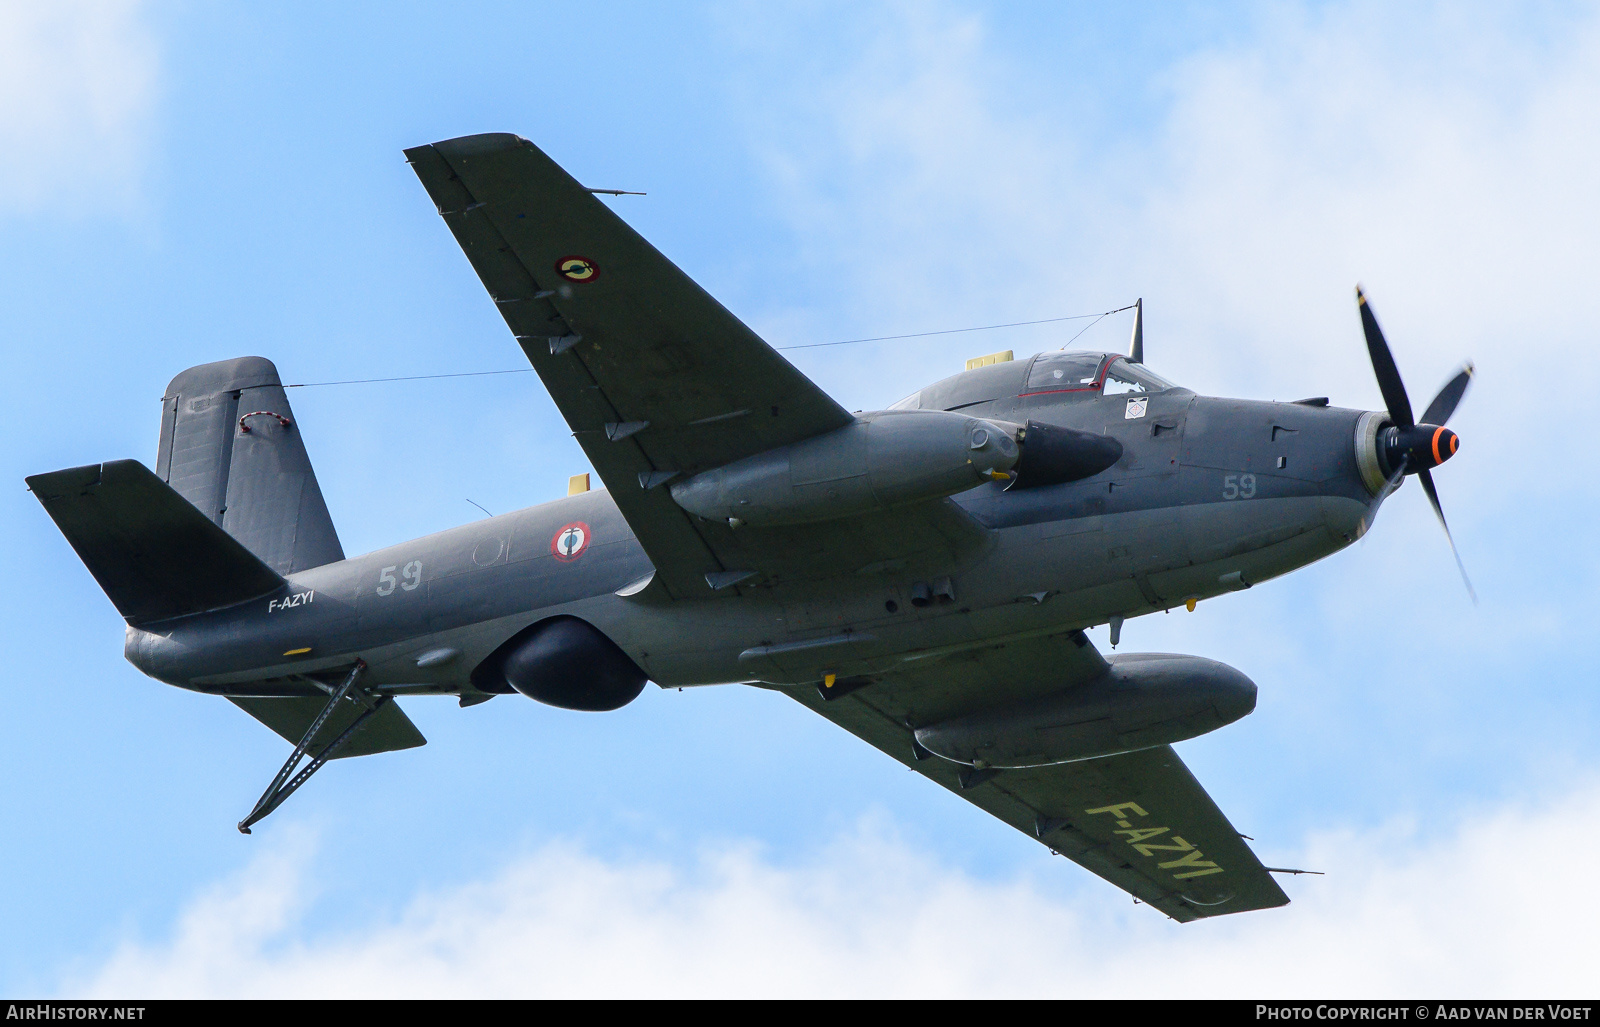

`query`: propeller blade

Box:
[1416,467,1478,604]
[1419,362,1475,427]
[1356,285,1415,428]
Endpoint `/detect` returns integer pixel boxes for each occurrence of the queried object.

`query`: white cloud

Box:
[70,781,1600,998]
[1136,4,1600,390]
[0,0,158,213]
[739,2,1600,414]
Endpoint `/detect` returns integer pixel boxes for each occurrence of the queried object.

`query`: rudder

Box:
[157,357,343,574]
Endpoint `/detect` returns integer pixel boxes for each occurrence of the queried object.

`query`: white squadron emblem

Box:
[1125,397,1148,419]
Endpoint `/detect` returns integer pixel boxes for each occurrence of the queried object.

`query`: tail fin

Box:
[156,357,343,574]
[28,460,286,623]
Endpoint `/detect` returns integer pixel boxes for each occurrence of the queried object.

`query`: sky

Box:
[2,0,1598,998]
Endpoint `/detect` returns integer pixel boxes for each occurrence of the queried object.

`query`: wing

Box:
[405,133,858,600]
[784,632,1289,921]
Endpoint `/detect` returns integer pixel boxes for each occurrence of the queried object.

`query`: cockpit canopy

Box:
[892,351,1178,411]
[1023,352,1177,396]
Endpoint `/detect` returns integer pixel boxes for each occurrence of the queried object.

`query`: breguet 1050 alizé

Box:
[28,133,1473,921]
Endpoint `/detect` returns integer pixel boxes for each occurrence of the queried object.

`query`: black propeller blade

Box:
[1357,285,1414,428]
[1416,467,1477,603]
[1355,285,1476,602]
[1420,362,1475,428]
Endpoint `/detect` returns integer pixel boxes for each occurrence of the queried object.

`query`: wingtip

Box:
[421,132,532,158]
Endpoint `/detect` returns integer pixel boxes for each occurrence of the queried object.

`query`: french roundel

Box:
[551,522,591,561]
[556,255,600,282]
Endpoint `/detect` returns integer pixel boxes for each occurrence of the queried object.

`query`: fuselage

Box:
[126,353,1385,701]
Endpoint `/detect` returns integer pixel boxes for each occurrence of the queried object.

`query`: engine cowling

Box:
[472,617,647,711]
[1007,420,1123,489]
[913,653,1256,768]
[669,409,1018,527]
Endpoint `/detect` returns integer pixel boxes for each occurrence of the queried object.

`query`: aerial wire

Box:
[773,304,1137,351]
[1056,308,1124,350]
[280,302,1138,389]
[284,368,534,388]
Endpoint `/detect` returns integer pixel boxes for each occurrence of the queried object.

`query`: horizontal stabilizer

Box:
[229,695,426,759]
[27,460,286,623]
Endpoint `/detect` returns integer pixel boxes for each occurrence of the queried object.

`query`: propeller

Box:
[1355,285,1477,602]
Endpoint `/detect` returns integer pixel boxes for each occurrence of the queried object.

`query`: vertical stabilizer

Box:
[156,357,343,574]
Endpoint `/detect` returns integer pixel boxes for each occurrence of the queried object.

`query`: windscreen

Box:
[1023,352,1110,395]
[1102,358,1178,395]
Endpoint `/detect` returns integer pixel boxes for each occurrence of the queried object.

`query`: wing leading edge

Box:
[785,631,1289,921]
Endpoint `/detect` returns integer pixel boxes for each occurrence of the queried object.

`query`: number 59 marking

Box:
[376,560,423,595]
[1223,473,1256,500]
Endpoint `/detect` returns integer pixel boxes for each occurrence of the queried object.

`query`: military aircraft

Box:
[27,133,1473,922]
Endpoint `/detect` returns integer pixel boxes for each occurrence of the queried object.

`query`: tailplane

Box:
[28,460,286,623]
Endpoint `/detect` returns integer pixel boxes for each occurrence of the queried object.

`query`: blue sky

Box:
[3,0,1598,997]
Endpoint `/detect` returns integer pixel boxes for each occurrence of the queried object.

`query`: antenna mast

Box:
[1128,298,1144,364]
